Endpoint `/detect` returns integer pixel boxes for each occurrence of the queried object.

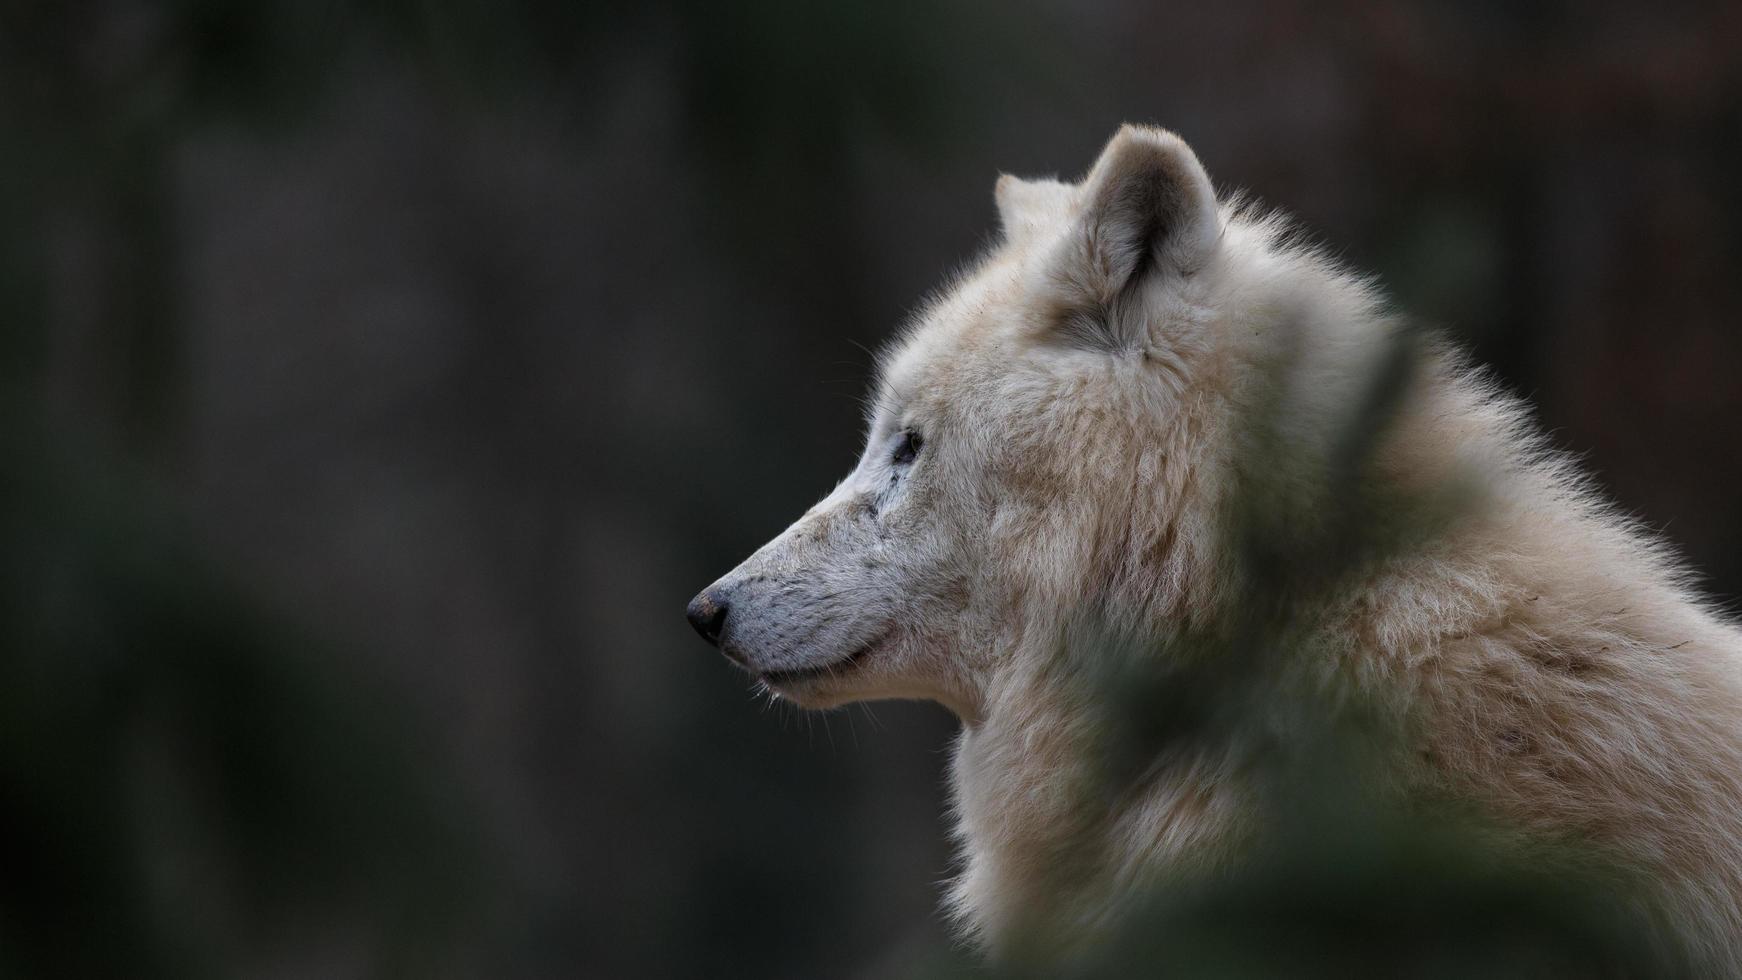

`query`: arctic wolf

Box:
[687,126,1742,968]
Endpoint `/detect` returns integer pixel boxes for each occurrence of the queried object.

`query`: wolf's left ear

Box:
[1048,126,1219,344]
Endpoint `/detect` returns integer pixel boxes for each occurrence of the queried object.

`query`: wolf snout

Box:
[686,589,730,647]
[689,587,759,669]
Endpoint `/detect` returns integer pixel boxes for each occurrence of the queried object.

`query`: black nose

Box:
[686,590,728,646]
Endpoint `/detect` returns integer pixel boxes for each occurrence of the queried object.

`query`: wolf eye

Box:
[892,430,924,466]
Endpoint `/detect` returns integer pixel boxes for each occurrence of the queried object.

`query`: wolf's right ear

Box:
[1045,126,1219,348]
[995,174,1071,245]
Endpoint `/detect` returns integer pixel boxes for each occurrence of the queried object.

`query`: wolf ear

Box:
[995,174,1071,244]
[1047,126,1219,347]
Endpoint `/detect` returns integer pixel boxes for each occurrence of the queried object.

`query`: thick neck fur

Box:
[945,211,1742,970]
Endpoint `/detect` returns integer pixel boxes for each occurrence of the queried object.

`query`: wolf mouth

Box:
[757,639,879,689]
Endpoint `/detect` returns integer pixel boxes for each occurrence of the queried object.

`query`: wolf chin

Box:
[687,125,1742,969]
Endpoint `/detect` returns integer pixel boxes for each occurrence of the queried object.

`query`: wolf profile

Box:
[688,126,1742,970]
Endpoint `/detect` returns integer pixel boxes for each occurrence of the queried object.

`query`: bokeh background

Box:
[4,1,1741,977]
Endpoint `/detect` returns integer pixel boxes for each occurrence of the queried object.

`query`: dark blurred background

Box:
[2,1,1739,977]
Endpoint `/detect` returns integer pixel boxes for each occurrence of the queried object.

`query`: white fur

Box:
[696,125,1742,970]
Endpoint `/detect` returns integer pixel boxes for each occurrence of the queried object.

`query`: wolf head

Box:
[688,125,1384,721]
